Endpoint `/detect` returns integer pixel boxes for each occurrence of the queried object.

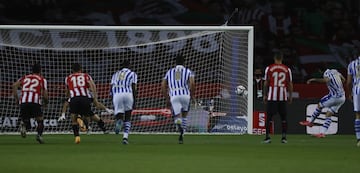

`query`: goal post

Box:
[0,25,254,134]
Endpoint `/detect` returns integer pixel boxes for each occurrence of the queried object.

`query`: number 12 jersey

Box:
[264,64,292,101]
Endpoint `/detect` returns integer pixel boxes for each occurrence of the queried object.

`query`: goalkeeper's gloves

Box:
[105,108,114,114]
[58,113,66,121]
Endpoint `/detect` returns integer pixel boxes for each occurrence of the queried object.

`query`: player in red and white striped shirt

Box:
[263,52,293,144]
[12,63,48,144]
[65,72,93,99]
[65,63,98,144]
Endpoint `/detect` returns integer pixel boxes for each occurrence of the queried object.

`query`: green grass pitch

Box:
[0,134,359,173]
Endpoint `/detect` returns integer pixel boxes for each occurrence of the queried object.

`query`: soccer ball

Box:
[235,85,246,96]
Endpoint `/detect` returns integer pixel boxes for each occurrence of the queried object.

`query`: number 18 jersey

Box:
[65,72,92,98]
[264,64,292,101]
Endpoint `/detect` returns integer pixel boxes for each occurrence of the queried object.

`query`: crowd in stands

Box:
[1,0,360,83]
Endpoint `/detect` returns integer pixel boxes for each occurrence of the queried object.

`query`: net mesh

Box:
[0,26,252,134]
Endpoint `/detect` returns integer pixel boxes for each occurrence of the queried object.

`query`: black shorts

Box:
[69,96,94,117]
[266,101,287,120]
[20,103,42,118]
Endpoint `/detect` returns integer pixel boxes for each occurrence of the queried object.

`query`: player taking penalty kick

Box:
[299,68,345,138]
[58,97,113,135]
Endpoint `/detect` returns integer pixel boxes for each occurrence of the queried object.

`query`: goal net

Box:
[0,25,254,134]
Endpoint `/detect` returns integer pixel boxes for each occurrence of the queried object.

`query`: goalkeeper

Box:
[64,63,111,144]
[58,97,114,134]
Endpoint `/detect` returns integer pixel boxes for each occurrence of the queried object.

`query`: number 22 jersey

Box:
[17,74,47,104]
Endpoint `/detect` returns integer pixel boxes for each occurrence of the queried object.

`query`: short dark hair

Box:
[176,54,184,65]
[72,63,82,72]
[122,59,130,68]
[318,62,328,73]
[32,63,41,74]
[274,51,283,61]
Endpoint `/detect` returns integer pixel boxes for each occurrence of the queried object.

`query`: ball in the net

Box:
[235,85,246,95]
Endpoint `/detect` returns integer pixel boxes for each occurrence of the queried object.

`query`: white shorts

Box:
[112,93,134,114]
[170,95,190,116]
[319,94,345,114]
[353,93,360,112]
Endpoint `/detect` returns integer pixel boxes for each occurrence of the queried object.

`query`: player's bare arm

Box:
[161,79,168,98]
[12,80,21,103]
[42,86,49,106]
[346,74,353,100]
[340,74,346,83]
[132,83,138,98]
[91,94,113,113]
[93,99,107,110]
[288,81,293,104]
[161,79,170,106]
[61,100,69,114]
[132,83,138,108]
[189,76,195,99]
[93,99,113,114]
[88,79,98,100]
[65,85,70,99]
[306,77,328,84]
[58,100,68,121]
[263,79,269,103]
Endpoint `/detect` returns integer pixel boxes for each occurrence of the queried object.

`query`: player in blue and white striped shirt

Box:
[299,68,345,138]
[161,55,195,144]
[111,59,137,145]
[346,56,360,146]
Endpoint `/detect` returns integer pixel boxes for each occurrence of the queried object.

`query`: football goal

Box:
[0,25,254,134]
